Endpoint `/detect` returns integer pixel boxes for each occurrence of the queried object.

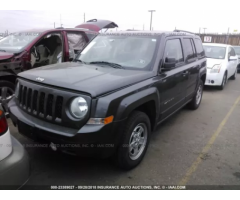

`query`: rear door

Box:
[182,37,199,99]
[64,31,89,61]
[157,37,189,121]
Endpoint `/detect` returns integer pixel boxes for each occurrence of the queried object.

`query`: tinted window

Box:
[194,39,205,57]
[183,38,195,60]
[164,39,183,63]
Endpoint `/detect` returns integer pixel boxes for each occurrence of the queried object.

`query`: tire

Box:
[230,68,237,80]
[0,80,15,114]
[114,111,151,170]
[219,72,227,90]
[188,79,203,110]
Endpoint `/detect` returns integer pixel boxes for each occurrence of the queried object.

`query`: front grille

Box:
[18,84,63,123]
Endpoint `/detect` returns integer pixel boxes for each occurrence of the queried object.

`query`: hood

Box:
[18,62,154,97]
[75,19,118,32]
[206,58,224,69]
[0,51,14,60]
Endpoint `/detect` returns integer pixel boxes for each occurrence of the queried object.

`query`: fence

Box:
[196,34,240,46]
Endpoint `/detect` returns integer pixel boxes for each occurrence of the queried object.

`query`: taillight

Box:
[0,109,8,135]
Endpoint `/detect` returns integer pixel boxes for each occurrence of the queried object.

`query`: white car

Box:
[0,104,29,189]
[203,43,238,89]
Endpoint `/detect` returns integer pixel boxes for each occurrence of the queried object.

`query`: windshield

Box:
[0,32,40,53]
[233,47,240,55]
[76,34,159,70]
[203,45,226,59]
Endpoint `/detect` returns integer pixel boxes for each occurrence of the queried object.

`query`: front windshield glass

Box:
[76,34,159,70]
[0,32,40,53]
[233,47,240,55]
[203,45,226,59]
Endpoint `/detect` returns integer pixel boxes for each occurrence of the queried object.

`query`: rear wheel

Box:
[0,81,15,115]
[114,111,151,170]
[219,72,227,90]
[188,79,203,110]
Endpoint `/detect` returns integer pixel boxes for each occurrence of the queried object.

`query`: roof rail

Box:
[173,29,195,34]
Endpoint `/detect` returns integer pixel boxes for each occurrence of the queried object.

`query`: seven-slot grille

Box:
[18,84,63,123]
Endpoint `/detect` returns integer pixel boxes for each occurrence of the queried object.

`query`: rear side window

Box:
[164,39,183,63]
[194,39,205,58]
[183,38,196,60]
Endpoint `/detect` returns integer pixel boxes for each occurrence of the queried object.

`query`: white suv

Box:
[0,104,29,189]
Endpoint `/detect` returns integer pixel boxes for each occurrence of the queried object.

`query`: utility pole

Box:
[143,24,144,30]
[199,27,201,34]
[60,14,63,27]
[84,13,85,22]
[148,10,156,31]
[203,28,207,34]
[54,22,55,28]
[225,27,230,44]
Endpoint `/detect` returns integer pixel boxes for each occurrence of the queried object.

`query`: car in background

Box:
[0,19,118,115]
[0,104,29,189]
[203,43,238,90]
[232,46,240,72]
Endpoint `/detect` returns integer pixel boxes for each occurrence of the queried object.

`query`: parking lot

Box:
[8,75,240,187]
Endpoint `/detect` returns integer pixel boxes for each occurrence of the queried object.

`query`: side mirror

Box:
[229,56,236,61]
[161,58,176,71]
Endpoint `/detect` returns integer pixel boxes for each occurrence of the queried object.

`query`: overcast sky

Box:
[1,0,240,34]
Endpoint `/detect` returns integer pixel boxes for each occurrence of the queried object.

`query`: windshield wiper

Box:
[74,59,87,64]
[89,61,124,69]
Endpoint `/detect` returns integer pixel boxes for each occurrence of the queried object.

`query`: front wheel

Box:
[0,80,15,115]
[230,68,237,80]
[219,72,227,90]
[188,79,203,110]
[114,111,151,170]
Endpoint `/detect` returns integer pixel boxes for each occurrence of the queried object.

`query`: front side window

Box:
[233,47,240,55]
[163,39,183,64]
[0,32,40,53]
[203,45,226,59]
[76,35,159,70]
[230,47,236,56]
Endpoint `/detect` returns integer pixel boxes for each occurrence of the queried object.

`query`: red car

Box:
[0,19,118,114]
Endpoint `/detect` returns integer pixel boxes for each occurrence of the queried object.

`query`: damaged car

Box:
[0,19,118,114]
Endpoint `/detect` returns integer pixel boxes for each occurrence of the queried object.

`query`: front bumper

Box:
[8,99,126,158]
[0,136,30,189]
[204,69,224,86]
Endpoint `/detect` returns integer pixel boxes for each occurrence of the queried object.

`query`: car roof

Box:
[16,28,97,34]
[202,43,230,47]
[100,30,197,37]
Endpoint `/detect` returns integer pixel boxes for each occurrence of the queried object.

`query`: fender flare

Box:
[115,87,160,122]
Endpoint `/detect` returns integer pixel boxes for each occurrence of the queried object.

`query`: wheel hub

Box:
[129,123,148,160]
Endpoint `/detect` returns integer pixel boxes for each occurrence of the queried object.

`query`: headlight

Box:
[70,97,88,118]
[15,82,20,98]
[210,64,221,73]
